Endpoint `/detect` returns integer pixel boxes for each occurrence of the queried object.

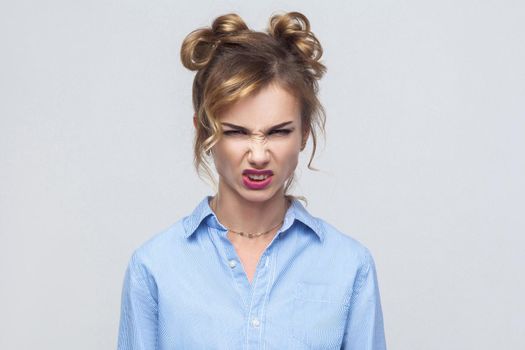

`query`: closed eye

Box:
[223,130,247,136]
[269,129,293,136]
[223,129,293,136]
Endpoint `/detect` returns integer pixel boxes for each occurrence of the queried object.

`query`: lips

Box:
[242,174,273,190]
[243,169,273,176]
[241,169,274,189]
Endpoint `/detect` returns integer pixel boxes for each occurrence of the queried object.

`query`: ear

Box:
[193,113,198,129]
[301,124,311,150]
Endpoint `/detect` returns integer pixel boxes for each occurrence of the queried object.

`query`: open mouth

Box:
[242,174,273,189]
[246,174,270,182]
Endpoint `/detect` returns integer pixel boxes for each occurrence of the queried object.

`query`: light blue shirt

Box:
[117,195,386,349]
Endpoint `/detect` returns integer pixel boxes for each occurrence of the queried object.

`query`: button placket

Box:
[207,226,249,309]
[245,249,275,349]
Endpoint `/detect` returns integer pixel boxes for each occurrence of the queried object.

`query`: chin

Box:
[240,191,272,202]
[240,187,283,202]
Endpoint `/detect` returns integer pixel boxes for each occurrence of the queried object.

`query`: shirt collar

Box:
[183,195,325,242]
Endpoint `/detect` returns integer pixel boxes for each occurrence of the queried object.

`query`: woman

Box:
[117,11,386,350]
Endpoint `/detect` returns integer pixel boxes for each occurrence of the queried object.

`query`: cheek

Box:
[212,142,242,173]
[276,142,301,170]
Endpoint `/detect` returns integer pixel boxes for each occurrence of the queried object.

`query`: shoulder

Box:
[316,217,376,268]
[129,218,187,270]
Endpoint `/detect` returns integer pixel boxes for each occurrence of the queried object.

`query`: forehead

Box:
[218,82,301,127]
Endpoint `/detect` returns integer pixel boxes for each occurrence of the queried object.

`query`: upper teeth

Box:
[248,174,269,180]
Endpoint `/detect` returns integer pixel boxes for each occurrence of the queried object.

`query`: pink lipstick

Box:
[242,169,273,190]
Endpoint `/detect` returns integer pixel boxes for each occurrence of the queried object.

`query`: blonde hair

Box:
[180,11,327,204]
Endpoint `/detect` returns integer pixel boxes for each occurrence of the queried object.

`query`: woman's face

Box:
[210,82,307,204]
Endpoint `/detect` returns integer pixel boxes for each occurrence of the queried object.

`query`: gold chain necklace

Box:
[210,197,284,239]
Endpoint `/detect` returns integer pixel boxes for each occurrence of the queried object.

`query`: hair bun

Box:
[268,12,326,79]
[211,13,249,36]
[181,13,249,71]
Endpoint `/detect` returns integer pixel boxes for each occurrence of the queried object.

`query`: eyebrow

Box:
[221,121,294,131]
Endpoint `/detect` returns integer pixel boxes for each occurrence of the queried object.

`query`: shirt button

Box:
[228,260,237,268]
[251,318,260,327]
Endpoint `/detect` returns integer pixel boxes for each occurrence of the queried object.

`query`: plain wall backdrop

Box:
[1,0,524,349]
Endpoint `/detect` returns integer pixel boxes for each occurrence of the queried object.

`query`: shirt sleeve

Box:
[117,252,158,350]
[341,249,387,350]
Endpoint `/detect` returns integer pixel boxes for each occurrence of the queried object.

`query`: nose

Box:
[247,133,270,167]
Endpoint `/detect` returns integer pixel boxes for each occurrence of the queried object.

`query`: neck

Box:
[211,184,290,245]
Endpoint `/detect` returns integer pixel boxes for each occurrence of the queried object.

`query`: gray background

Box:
[1,0,524,349]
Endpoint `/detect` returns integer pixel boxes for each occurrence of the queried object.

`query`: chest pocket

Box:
[290,282,349,349]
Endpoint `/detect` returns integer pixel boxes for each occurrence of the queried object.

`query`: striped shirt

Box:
[117,195,386,349]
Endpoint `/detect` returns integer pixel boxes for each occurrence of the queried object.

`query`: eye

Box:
[269,129,292,136]
[223,130,247,136]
